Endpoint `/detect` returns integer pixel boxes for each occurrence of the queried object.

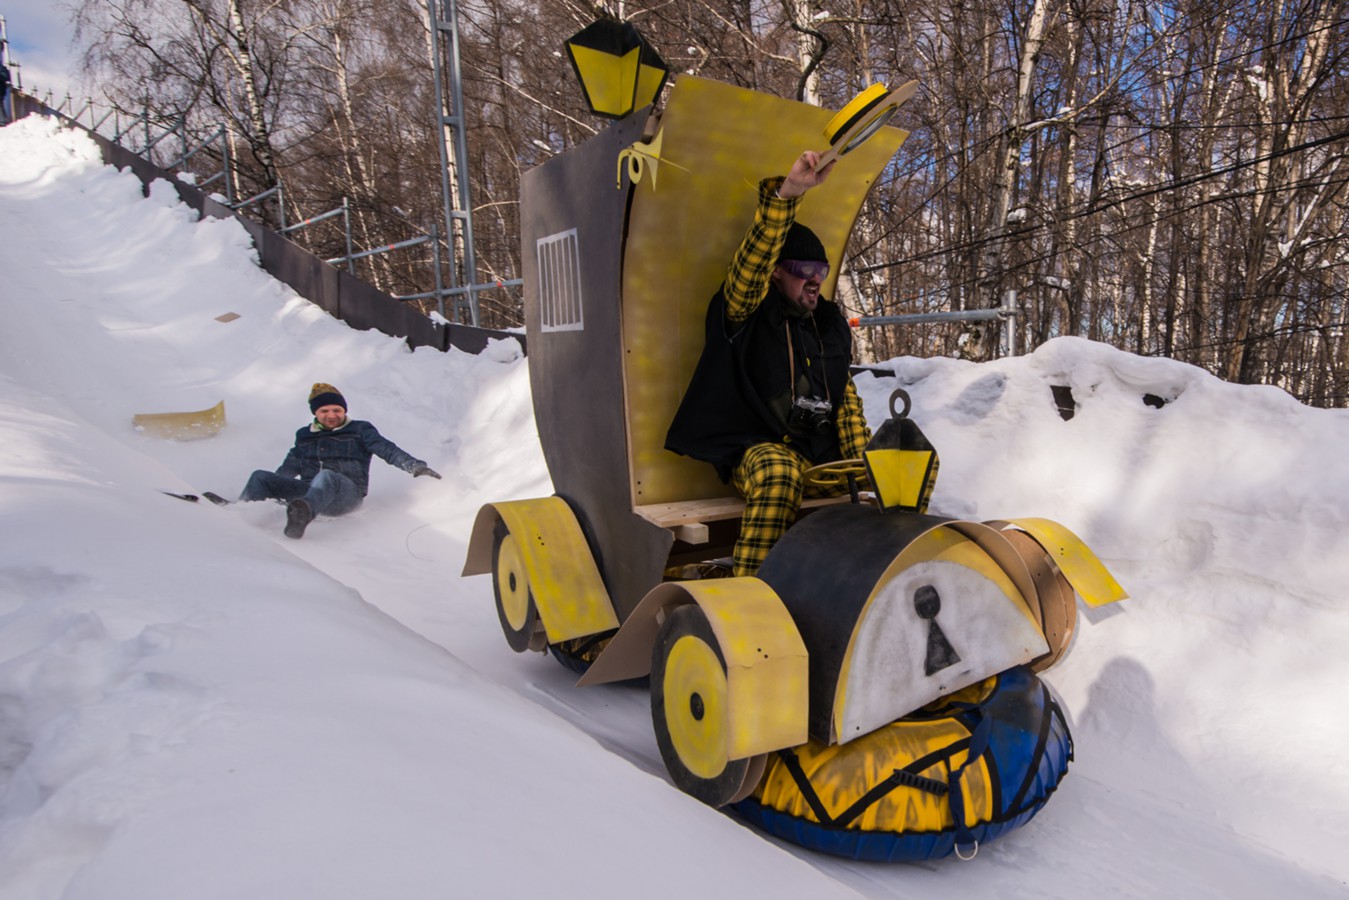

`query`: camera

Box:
[787,395,833,435]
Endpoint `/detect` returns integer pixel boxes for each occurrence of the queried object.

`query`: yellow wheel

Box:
[492,520,545,653]
[651,605,750,806]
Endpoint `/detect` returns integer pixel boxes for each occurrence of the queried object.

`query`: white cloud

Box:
[2,0,83,99]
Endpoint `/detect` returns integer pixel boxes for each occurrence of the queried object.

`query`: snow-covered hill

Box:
[1,115,1346,898]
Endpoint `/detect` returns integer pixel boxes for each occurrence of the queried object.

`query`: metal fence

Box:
[8,89,522,356]
[850,289,1022,357]
[28,89,525,325]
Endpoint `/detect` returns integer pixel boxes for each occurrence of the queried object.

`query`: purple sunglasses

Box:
[779,258,830,281]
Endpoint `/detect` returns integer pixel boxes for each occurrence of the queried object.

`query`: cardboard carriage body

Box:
[463,75,1126,861]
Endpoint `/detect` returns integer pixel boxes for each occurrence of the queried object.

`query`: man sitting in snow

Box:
[238,383,440,539]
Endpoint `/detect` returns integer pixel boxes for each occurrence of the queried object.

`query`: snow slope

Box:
[1,115,1346,898]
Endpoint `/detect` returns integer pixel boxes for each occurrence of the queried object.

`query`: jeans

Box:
[240,469,364,517]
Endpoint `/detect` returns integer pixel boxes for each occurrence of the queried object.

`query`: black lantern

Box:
[564,18,669,119]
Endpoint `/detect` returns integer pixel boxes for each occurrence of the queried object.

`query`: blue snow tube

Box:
[732,666,1072,862]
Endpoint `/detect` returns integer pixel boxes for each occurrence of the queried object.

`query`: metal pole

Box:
[851,309,1011,327]
[427,0,457,321]
[0,16,10,125]
[222,126,235,203]
[431,224,445,319]
[180,112,189,171]
[448,0,480,326]
[397,279,521,302]
[428,0,482,326]
[1003,289,1018,357]
[326,234,432,265]
[232,184,279,211]
[280,205,347,234]
[342,197,354,274]
[0,18,9,123]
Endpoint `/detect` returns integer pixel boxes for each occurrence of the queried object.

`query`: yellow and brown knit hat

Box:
[308,383,347,413]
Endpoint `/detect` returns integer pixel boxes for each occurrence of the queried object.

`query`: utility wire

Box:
[857,125,1349,274]
[846,14,1349,259]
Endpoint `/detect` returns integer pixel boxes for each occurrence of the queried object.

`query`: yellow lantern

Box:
[565,17,670,119]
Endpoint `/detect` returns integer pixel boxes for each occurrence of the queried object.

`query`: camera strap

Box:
[784,318,832,407]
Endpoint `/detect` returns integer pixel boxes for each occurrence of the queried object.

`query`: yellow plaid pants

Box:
[730,442,845,576]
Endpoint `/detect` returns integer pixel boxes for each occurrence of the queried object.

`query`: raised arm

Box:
[723,152,835,325]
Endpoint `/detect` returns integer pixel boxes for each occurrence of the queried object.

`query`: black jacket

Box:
[665,286,854,480]
[276,419,423,496]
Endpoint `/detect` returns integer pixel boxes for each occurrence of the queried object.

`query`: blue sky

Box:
[2,1,79,98]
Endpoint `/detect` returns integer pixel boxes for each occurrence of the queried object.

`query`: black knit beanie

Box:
[308,382,347,413]
[778,222,828,263]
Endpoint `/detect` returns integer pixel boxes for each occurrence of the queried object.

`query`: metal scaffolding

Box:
[427,0,481,326]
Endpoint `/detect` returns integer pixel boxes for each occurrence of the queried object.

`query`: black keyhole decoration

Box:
[914,584,961,676]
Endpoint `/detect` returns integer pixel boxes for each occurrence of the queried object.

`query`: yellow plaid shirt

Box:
[721,177,871,458]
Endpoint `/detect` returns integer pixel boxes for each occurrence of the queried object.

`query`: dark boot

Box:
[284,499,315,539]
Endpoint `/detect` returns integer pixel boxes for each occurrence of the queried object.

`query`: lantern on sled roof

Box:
[564,17,670,119]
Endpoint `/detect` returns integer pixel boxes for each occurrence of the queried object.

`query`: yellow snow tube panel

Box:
[735,665,1076,862]
[757,699,997,834]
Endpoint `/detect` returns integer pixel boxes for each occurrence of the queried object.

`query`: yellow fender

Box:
[463,498,619,643]
[581,578,809,761]
[999,517,1129,608]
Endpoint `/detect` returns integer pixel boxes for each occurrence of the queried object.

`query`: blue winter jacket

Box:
[275,419,424,496]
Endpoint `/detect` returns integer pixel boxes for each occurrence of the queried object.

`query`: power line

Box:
[846,12,1349,259]
[857,125,1349,274]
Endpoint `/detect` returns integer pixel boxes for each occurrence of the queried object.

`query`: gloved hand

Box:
[411,463,441,479]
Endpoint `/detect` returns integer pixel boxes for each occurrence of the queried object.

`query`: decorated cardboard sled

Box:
[462,26,1128,863]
